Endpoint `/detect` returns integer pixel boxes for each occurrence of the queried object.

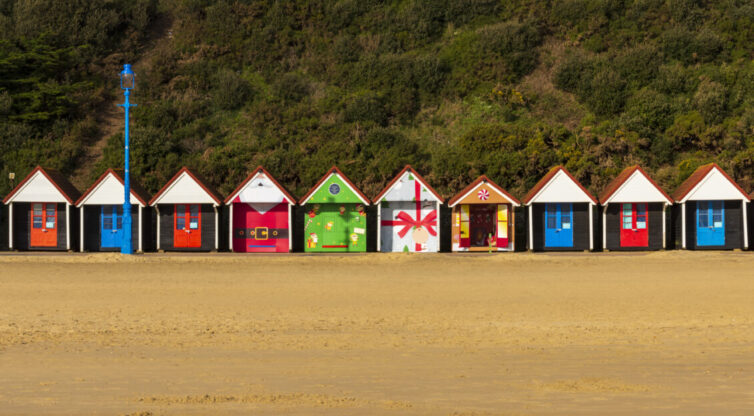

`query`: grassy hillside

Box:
[1,0,753,199]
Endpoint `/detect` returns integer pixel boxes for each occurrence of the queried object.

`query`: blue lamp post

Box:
[118,64,136,254]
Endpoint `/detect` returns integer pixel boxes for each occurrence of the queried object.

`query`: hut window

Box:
[189,205,200,229]
[698,201,709,228]
[45,204,56,228]
[622,204,632,229]
[711,202,723,227]
[636,204,647,229]
[176,205,186,230]
[32,204,43,228]
[546,205,557,228]
[560,205,571,229]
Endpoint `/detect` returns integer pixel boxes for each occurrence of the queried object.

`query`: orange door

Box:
[30,203,57,247]
[174,204,202,248]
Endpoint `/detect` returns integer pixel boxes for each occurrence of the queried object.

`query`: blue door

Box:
[544,203,574,247]
[696,201,725,246]
[101,205,123,248]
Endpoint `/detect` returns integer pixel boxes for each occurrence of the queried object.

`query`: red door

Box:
[174,204,201,248]
[30,203,57,247]
[620,203,648,247]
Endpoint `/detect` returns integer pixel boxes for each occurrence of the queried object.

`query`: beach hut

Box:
[523,166,598,251]
[75,169,152,252]
[373,165,443,252]
[299,166,370,252]
[3,166,80,251]
[599,166,673,251]
[448,175,520,252]
[225,166,295,253]
[673,163,749,250]
[149,167,223,251]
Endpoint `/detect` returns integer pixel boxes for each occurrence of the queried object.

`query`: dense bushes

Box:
[1,0,754,200]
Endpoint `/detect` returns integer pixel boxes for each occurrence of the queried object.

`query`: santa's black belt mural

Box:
[235,228,289,239]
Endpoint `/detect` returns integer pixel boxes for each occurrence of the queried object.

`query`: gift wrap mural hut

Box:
[599,166,673,251]
[448,175,520,252]
[299,166,370,252]
[150,167,224,251]
[3,166,80,251]
[373,165,443,252]
[523,166,598,251]
[75,169,152,252]
[225,167,295,253]
[673,163,749,250]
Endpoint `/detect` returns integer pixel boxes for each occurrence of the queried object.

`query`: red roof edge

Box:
[148,167,224,206]
[522,165,598,205]
[598,165,672,204]
[3,166,80,205]
[448,175,521,206]
[223,166,296,205]
[672,163,750,202]
[372,165,444,204]
[75,168,151,207]
[298,165,370,205]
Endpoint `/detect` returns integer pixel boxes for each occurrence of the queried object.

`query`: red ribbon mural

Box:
[381,181,437,251]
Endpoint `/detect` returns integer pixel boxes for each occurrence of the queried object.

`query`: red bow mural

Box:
[381,180,437,251]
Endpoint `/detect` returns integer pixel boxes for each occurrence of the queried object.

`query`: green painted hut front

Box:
[299,166,370,252]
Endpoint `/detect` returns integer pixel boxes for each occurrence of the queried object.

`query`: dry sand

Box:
[0,251,752,415]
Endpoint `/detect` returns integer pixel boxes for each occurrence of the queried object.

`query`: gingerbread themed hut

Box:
[299,166,370,252]
[225,167,295,253]
[373,165,443,252]
[448,175,520,252]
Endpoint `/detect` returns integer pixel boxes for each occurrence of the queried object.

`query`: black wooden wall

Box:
[81,205,141,252]
[530,202,594,251]
[0,204,7,251]
[157,204,218,251]
[681,200,744,250]
[604,202,665,251]
[10,202,74,251]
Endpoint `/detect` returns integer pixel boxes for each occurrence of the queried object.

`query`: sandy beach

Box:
[0,251,752,415]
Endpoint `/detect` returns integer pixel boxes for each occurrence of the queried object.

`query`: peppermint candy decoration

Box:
[478,189,489,200]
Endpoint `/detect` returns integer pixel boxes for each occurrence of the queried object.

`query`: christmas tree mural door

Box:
[300,167,370,253]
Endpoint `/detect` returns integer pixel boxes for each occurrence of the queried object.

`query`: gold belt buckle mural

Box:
[254,227,269,240]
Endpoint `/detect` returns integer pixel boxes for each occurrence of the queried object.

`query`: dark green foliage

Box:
[1,0,754,200]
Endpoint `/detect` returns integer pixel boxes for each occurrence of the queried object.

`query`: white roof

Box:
[604,169,672,205]
[681,166,749,202]
[151,170,219,206]
[4,170,69,204]
[76,171,144,207]
[527,169,595,204]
